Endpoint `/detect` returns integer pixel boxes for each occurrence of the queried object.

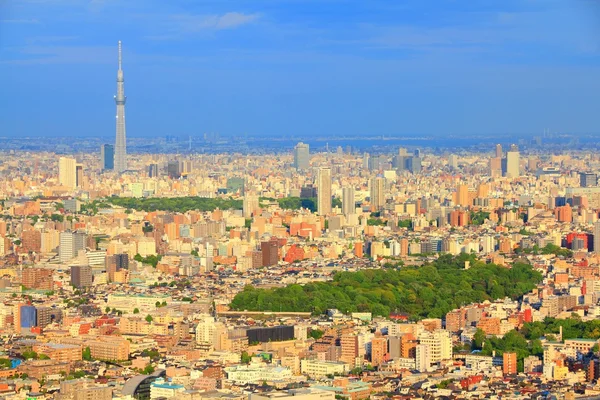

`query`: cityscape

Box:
[2,1,600,400]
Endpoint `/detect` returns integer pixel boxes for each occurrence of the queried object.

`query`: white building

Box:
[418,329,452,364]
[415,344,430,372]
[59,157,77,189]
[300,359,347,378]
[150,378,185,399]
[196,314,217,348]
[225,362,293,384]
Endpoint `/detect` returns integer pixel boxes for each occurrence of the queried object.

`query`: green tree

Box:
[82,347,92,361]
[22,350,38,360]
[472,329,486,350]
[145,315,153,323]
[241,351,252,364]
[308,329,324,340]
[133,308,140,314]
[142,364,155,374]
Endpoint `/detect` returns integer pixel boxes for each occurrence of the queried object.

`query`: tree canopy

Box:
[230,254,542,319]
[107,196,243,212]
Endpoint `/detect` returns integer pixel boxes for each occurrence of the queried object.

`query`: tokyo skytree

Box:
[114,41,127,172]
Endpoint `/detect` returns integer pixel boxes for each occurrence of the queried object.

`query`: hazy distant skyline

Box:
[1,0,599,138]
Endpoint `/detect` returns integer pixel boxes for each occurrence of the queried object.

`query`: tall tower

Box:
[370,176,385,211]
[293,142,310,170]
[342,187,355,217]
[58,157,77,189]
[317,167,332,216]
[114,41,127,173]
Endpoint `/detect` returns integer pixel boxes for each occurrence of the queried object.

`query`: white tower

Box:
[114,41,127,173]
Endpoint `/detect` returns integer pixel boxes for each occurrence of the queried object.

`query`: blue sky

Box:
[1,0,599,138]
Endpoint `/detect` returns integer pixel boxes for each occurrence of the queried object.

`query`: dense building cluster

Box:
[1,144,600,399]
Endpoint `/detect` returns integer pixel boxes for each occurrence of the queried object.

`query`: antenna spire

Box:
[118,40,122,70]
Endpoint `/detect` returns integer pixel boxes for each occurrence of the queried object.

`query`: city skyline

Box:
[1,0,600,138]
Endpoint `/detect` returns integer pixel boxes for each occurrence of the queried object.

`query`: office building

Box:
[59,157,77,189]
[36,306,62,328]
[504,144,520,178]
[195,314,218,347]
[370,177,385,211]
[20,305,37,330]
[342,187,355,217]
[167,161,181,179]
[300,185,317,198]
[294,142,310,170]
[226,177,245,195]
[71,265,93,288]
[261,239,279,267]
[580,172,597,188]
[594,221,600,254]
[148,163,159,178]
[101,144,114,170]
[114,41,128,172]
[243,194,259,218]
[317,167,332,215]
[495,143,502,158]
[76,163,83,187]
[59,231,87,262]
[456,184,470,207]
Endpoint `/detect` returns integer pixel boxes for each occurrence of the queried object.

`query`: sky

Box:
[1,0,599,139]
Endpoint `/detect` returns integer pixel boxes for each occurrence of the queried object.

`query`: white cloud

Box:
[170,11,260,33]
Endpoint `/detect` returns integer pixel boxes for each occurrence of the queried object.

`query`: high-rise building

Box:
[504,144,520,178]
[340,334,360,364]
[59,230,87,263]
[594,221,600,254]
[148,163,159,178]
[101,144,114,170]
[59,157,77,189]
[243,194,259,218]
[370,177,385,211]
[20,305,37,331]
[317,167,332,215]
[362,153,370,169]
[75,163,83,187]
[293,142,310,170]
[456,184,470,207]
[167,161,181,179]
[114,41,127,173]
[371,333,388,367]
[418,329,452,364]
[195,314,218,347]
[261,239,279,267]
[342,187,355,217]
[448,154,458,169]
[495,143,503,158]
[580,172,597,188]
[70,265,93,288]
[503,352,517,375]
[415,344,430,372]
